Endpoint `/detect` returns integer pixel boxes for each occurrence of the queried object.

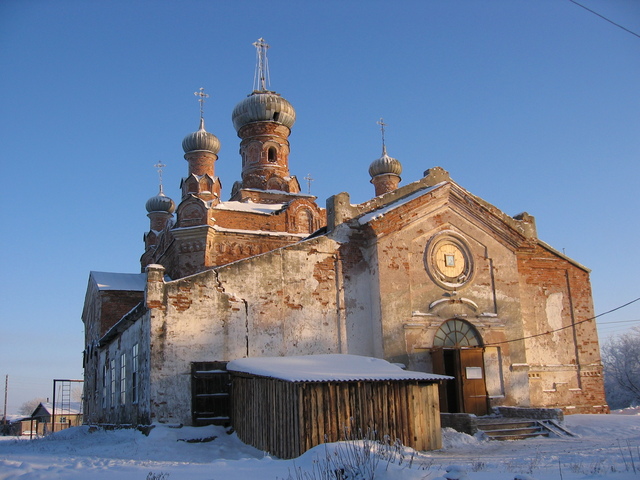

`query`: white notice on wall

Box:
[466,367,483,379]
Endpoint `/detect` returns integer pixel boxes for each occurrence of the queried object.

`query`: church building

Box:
[82,39,607,428]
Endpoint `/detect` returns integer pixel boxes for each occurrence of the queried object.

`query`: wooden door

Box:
[431,348,462,413]
[459,348,488,416]
[191,362,231,426]
[431,348,448,412]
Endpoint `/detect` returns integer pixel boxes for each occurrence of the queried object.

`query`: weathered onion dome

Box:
[145,190,176,214]
[368,146,402,178]
[232,90,296,132]
[182,118,221,154]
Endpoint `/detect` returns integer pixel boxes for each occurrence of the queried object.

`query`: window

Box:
[267,146,277,162]
[433,319,482,348]
[110,359,116,407]
[296,209,313,233]
[445,254,456,267]
[132,344,139,404]
[102,364,108,408]
[120,353,126,405]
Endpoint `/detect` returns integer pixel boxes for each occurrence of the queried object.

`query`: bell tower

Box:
[230,38,301,200]
[180,87,222,205]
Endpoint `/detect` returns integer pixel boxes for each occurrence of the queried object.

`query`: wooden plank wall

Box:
[232,375,303,458]
[232,375,442,459]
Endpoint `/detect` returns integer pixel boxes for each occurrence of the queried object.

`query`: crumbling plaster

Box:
[144,234,363,424]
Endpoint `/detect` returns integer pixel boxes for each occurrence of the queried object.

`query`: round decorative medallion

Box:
[425,233,474,289]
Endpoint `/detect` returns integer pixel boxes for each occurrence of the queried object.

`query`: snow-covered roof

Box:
[213,225,308,238]
[227,354,451,383]
[214,201,286,215]
[90,272,146,291]
[34,402,83,416]
[357,182,446,225]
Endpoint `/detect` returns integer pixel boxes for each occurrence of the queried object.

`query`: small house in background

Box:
[30,402,83,435]
[0,415,29,436]
[227,354,451,459]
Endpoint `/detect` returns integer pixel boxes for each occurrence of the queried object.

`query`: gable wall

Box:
[361,187,534,407]
[82,280,145,422]
[145,235,346,424]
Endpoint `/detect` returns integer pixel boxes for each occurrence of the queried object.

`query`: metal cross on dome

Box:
[194,87,209,120]
[304,173,314,194]
[253,37,271,92]
[377,117,388,154]
[154,162,167,195]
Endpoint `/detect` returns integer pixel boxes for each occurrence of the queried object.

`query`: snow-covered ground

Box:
[1,410,639,480]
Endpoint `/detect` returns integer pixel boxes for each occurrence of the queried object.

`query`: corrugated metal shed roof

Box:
[227,354,451,383]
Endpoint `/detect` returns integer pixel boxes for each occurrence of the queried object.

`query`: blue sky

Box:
[1,0,639,414]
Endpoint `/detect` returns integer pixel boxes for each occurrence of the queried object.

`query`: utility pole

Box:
[3,375,8,426]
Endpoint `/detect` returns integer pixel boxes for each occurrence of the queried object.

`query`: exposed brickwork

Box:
[372,174,401,196]
[99,291,144,336]
[517,242,607,413]
[236,122,294,192]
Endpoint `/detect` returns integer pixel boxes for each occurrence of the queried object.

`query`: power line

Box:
[568,0,640,39]
[485,296,640,346]
[597,319,640,327]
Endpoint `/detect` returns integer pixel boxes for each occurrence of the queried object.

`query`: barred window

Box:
[120,353,127,405]
[102,364,108,408]
[132,344,139,404]
[110,359,116,407]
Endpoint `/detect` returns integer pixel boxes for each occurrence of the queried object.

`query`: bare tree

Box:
[602,327,640,409]
[18,397,47,416]
[71,384,83,403]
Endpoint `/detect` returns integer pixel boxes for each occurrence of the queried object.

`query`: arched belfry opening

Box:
[431,319,488,416]
[268,146,277,163]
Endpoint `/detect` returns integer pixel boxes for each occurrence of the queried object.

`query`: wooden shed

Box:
[227,354,450,459]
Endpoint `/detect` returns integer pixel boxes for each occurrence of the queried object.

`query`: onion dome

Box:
[146,190,176,214]
[182,118,221,154]
[368,146,402,178]
[232,91,296,132]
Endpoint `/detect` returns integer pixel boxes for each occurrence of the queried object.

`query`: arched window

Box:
[268,146,277,162]
[296,209,314,233]
[433,319,482,348]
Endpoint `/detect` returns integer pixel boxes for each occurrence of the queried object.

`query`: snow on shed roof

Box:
[227,354,451,383]
[90,271,147,291]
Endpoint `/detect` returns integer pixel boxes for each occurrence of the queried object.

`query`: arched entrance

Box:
[431,319,488,416]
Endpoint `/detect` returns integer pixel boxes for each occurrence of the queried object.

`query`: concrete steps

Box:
[476,418,550,441]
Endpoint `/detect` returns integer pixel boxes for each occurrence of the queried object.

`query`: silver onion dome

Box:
[232,91,296,132]
[369,147,402,178]
[146,191,176,214]
[182,118,221,154]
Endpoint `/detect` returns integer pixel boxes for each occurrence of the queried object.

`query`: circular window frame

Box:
[425,232,474,289]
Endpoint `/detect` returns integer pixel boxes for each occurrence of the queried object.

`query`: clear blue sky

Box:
[1,0,639,415]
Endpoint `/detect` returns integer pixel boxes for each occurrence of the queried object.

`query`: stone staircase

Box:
[476,417,567,441]
[441,409,576,441]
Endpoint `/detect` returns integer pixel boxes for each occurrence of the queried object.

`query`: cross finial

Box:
[252,37,271,92]
[194,87,209,120]
[377,118,388,155]
[304,173,314,194]
[154,162,167,195]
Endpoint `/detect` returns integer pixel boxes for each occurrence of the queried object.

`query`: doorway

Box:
[431,319,488,416]
[191,362,231,426]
